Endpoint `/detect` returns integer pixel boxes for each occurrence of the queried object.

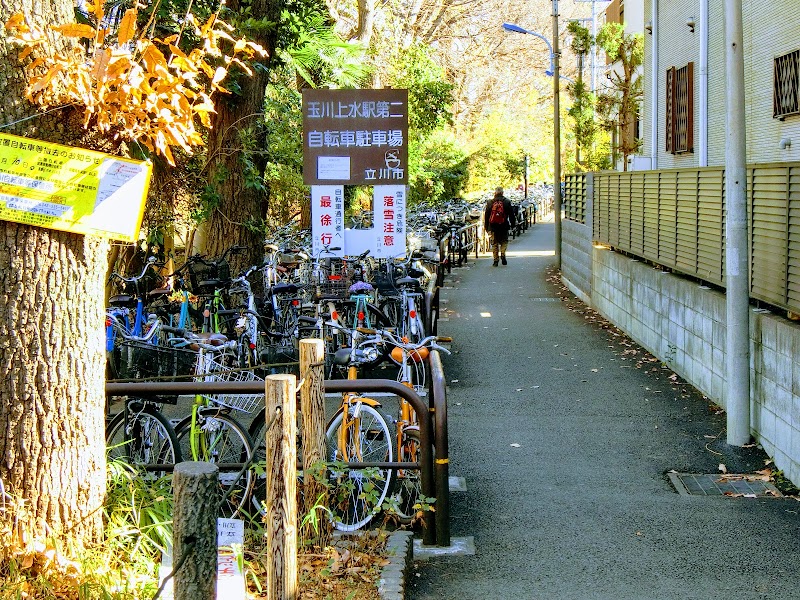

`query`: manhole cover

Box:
[668,472,783,497]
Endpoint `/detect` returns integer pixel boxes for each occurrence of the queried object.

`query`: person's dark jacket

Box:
[484,195,517,242]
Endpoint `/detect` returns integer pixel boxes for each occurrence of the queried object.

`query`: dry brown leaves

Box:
[243,542,387,600]
[0,493,86,599]
[4,7,266,165]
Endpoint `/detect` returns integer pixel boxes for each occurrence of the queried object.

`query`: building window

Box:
[774,50,800,120]
[666,63,694,154]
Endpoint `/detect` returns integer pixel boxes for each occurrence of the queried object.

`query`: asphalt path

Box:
[408,219,800,600]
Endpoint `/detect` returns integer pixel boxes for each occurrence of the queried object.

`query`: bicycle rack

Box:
[106,375,452,547]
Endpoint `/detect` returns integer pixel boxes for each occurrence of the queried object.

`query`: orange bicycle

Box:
[377,329,451,523]
[324,322,394,531]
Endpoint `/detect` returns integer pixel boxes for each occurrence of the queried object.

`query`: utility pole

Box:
[574,0,611,91]
[724,0,750,446]
[553,0,562,270]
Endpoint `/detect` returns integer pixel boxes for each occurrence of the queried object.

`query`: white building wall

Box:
[742,3,800,164]
[706,1,726,166]
[644,0,800,167]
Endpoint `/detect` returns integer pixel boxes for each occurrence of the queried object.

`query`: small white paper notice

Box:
[318,156,351,180]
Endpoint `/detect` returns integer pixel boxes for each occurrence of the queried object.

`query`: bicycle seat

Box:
[271,282,299,295]
[395,277,419,287]
[148,287,172,298]
[108,294,136,308]
[333,347,352,366]
[198,279,224,289]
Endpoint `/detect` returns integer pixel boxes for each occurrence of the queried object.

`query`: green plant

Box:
[770,469,800,496]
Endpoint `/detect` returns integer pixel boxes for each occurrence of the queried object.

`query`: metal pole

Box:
[553,0,562,270]
[590,0,597,92]
[723,0,750,446]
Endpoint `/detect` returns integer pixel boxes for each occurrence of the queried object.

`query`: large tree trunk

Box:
[198,0,280,269]
[0,226,108,542]
[1,0,109,545]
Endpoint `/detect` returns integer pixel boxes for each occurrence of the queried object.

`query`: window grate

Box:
[666,63,694,154]
[774,49,800,119]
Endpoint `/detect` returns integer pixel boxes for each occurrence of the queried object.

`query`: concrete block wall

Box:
[562,220,593,305]
[591,246,800,485]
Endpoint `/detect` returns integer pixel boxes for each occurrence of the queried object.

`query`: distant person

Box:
[484,187,516,266]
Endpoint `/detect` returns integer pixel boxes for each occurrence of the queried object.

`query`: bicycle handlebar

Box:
[108,256,163,285]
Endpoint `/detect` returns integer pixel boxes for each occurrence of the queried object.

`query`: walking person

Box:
[484,187,516,266]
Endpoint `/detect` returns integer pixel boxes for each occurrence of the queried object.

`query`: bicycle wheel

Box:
[173,408,255,518]
[379,296,403,330]
[106,402,181,473]
[325,403,393,531]
[390,428,428,524]
[248,408,305,517]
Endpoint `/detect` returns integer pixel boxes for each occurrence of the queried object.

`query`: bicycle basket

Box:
[200,356,264,414]
[316,268,352,299]
[188,259,231,295]
[114,339,197,384]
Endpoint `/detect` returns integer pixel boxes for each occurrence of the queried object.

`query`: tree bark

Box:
[198,0,281,269]
[0,224,109,543]
[1,0,111,544]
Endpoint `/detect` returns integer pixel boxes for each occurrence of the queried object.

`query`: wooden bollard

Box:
[173,462,219,600]
[265,374,298,600]
[299,338,330,548]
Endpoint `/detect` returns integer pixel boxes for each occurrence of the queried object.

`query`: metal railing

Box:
[563,161,800,316]
[106,369,454,546]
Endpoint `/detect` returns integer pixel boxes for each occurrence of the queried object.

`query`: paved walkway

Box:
[408,220,800,600]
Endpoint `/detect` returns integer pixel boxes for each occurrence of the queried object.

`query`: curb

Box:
[378,530,414,600]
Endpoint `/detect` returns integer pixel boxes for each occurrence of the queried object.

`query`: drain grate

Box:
[668,472,783,497]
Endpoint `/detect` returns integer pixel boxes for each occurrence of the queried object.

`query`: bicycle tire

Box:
[106,402,181,473]
[379,296,403,331]
[390,428,429,524]
[325,403,393,531]
[173,409,255,518]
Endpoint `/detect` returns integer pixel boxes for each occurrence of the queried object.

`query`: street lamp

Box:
[502,3,562,270]
[501,22,556,76]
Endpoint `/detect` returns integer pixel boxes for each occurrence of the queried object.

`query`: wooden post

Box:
[299,338,330,548]
[173,462,219,600]
[265,374,298,600]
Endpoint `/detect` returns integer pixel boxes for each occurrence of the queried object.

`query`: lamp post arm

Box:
[502,22,556,76]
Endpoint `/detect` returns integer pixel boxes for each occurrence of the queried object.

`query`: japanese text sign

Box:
[311,185,345,258]
[373,185,406,258]
[0,132,151,242]
[303,89,408,185]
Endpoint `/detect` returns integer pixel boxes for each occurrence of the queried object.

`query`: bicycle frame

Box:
[337,363,382,461]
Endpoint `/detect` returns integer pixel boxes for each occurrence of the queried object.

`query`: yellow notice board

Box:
[0,133,151,242]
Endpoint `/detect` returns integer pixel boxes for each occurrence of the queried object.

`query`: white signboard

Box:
[157,518,246,600]
[373,185,407,258]
[311,184,407,259]
[317,156,351,180]
[311,185,345,258]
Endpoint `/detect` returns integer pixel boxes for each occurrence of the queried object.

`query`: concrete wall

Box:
[589,246,800,485]
[562,220,593,305]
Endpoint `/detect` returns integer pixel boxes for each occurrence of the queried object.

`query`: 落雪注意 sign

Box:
[303,88,408,185]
